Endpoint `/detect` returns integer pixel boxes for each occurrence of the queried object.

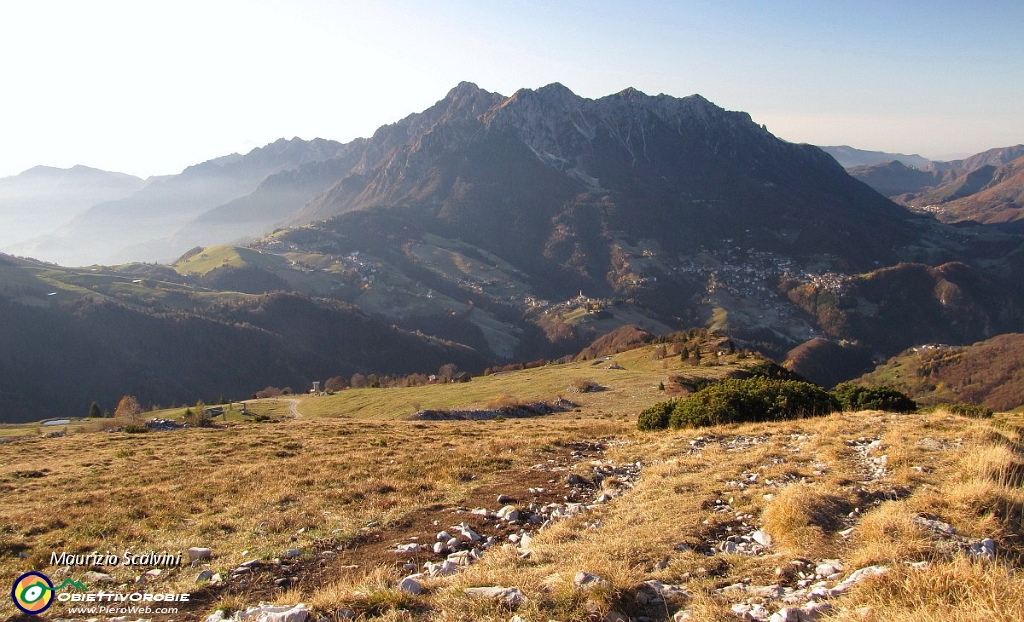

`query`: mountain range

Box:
[844,145,1024,224]
[2,82,1024,421]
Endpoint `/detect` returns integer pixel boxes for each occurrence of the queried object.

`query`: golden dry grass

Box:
[0,348,1021,620]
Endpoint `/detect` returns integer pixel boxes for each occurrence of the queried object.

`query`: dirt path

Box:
[281,398,301,417]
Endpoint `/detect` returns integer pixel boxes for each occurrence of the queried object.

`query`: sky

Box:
[1,0,1021,179]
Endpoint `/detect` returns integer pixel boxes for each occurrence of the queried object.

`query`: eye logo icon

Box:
[11,571,54,614]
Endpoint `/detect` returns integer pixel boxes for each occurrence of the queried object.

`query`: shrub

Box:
[945,402,994,418]
[183,408,212,427]
[637,377,838,431]
[742,360,805,381]
[637,400,677,431]
[123,424,148,434]
[671,378,838,428]
[831,383,917,413]
[568,378,602,393]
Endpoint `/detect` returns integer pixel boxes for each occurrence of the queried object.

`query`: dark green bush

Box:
[123,423,149,434]
[741,360,805,381]
[637,400,677,431]
[637,378,838,430]
[945,402,994,418]
[831,383,916,413]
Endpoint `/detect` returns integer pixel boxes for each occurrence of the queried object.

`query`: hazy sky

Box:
[1,0,1021,178]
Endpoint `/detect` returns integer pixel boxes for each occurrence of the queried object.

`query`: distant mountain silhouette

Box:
[16,138,347,265]
[0,165,145,253]
[820,145,932,169]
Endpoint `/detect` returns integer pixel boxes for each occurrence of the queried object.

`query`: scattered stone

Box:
[814,560,843,579]
[768,608,801,622]
[752,530,773,547]
[731,602,770,620]
[235,603,309,622]
[497,494,515,504]
[393,543,422,553]
[398,574,424,595]
[424,559,459,577]
[574,571,609,589]
[568,473,592,486]
[463,586,525,608]
[188,547,213,563]
[196,570,214,583]
[967,538,996,560]
[635,580,688,605]
[829,566,888,597]
[284,548,304,559]
[497,505,521,521]
[913,515,957,537]
[83,571,114,583]
[453,522,482,542]
[447,550,475,566]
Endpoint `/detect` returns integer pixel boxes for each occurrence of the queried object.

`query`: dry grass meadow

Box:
[1,344,1022,621]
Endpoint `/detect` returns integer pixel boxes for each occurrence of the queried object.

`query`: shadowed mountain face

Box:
[291,83,915,272]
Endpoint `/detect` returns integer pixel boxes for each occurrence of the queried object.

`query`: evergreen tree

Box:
[88,401,102,418]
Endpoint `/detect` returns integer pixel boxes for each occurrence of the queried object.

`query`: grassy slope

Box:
[1,343,1022,621]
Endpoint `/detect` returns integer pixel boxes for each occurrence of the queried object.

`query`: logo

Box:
[11,571,54,615]
[10,572,88,615]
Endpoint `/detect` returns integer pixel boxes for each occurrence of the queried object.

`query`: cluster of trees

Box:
[482,357,571,376]
[316,363,467,394]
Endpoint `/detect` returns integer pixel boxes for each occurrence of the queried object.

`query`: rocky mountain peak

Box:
[436,81,504,122]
